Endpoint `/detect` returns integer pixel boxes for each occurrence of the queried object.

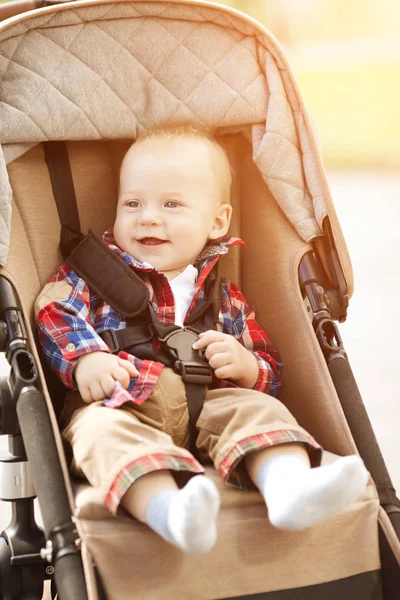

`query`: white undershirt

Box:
[169,265,198,327]
[141,262,198,327]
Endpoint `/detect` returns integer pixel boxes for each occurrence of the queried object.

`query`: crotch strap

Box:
[155,322,212,456]
[101,311,213,457]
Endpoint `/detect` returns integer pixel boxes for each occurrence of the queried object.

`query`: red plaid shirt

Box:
[37,230,282,406]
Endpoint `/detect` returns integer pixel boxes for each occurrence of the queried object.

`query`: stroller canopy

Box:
[0,0,351,291]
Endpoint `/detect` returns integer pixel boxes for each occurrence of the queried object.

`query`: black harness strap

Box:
[43,141,84,259]
[185,263,221,329]
[100,324,153,354]
[67,230,150,318]
[186,384,208,456]
[151,319,212,456]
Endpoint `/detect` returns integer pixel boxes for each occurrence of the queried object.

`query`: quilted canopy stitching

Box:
[0,0,328,268]
[37,25,140,136]
[126,18,262,121]
[8,10,267,135]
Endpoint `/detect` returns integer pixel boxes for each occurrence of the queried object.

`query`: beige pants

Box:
[62,368,321,509]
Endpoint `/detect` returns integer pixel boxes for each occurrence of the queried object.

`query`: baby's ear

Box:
[209,203,232,239]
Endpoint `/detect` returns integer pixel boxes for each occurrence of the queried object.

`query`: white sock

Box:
[146,476,220,554]
[258,454,369,531]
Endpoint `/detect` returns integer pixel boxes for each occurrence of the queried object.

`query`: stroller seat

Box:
[4,135,387,600]
[72,459,380,599]
[0,1,398,598]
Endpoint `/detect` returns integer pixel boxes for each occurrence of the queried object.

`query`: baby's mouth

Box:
[137,237,168,246]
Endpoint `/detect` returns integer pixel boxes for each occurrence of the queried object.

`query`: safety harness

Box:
[44,142,220,455]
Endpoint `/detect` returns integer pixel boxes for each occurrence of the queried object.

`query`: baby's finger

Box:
[213,365,233,380]
[204,341,228,361]
[79,385,93,404]
[208,352,230,370]
[118,357,139,377]
[100,374,118,398]
[112,365,133,389]
[89,380,106,402]
[192,330,225,349]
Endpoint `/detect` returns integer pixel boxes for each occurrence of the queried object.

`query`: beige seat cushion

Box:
[74,456,380,600]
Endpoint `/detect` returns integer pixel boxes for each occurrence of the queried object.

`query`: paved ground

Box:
[0,170,399,534]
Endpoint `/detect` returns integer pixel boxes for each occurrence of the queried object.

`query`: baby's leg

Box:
[62,385,220,555]
[121,471,220,554]
[246,444,368,531]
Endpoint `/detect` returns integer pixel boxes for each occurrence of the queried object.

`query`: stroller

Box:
[0,0,399,598]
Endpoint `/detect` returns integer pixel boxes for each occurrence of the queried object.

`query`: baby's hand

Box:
[74,351,139,403]
[192,331,259,389]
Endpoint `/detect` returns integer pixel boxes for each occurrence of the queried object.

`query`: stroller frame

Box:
[0,0,398,597]
[0,276,87,598]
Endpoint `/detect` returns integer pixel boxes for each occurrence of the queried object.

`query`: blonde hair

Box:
[131,124,233,205]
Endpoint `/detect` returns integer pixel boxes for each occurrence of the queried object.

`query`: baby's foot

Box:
[146,475,220,554]
[168,476,220,553]
[261,455,368,531]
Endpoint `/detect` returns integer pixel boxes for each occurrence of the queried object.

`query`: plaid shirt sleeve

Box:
[220,280,282,397]
[36,264,111,390]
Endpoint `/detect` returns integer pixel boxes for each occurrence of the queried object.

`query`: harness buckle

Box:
[160,328,212,385]
[174,361,212,385]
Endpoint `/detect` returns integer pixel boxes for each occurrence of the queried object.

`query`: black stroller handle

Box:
[0,276,88,599]
[300,252,400,518]
[16,386,88,600]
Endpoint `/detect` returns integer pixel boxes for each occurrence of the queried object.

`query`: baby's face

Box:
[114,136,231,280]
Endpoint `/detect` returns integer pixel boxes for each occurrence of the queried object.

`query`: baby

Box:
[36,125,368,554]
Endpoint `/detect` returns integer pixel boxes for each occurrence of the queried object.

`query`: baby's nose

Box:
[139,208,162,225]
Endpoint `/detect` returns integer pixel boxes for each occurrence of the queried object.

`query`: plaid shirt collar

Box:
[102,229,245,294]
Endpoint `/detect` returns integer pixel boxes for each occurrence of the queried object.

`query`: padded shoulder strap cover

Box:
[66,230,150,318]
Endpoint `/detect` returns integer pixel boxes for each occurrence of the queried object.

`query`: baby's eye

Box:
[165,200,180,208]
[126,200,141,209]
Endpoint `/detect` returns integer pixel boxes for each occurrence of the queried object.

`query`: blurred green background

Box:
[220,0,400,170]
